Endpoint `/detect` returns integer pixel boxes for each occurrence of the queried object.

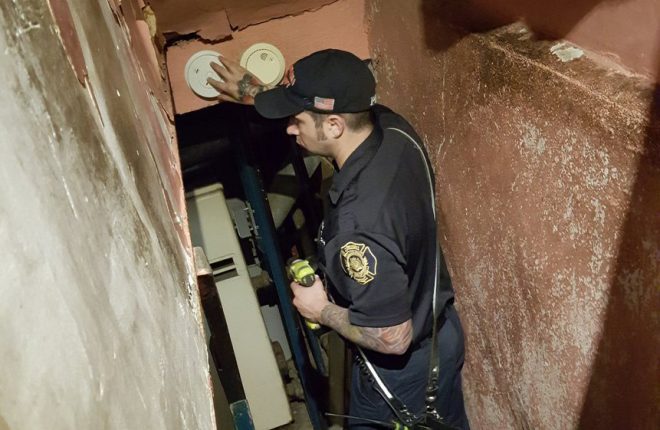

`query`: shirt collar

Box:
[328,126,382,205]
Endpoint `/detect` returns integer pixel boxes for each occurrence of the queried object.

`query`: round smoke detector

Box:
[184,50,224,99]
[240,43,286,86]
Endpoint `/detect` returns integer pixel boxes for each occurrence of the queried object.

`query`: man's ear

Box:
[325,114,346,139]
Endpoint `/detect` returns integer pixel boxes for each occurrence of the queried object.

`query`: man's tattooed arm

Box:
[236,73,271,104]
[320,303,412,355]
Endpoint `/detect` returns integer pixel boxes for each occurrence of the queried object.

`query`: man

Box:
[209,50,469,429]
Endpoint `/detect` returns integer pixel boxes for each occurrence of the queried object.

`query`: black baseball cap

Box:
[254,49,376,119]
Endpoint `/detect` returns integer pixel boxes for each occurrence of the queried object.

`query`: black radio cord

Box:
[324,412,400,429]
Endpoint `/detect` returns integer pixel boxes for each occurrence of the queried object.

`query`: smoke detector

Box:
[184,50,223,99]
[240,43,286,86]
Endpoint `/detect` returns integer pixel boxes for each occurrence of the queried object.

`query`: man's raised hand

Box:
[207,56,271,105]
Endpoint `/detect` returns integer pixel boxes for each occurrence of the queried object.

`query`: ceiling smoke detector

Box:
[184,50,223,99]
[240,43,286,86]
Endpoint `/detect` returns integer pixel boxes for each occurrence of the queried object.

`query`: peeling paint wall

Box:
[166,0,369,114]
[150,0,338,36]
[0,0,215,429]
[368,1,659,429]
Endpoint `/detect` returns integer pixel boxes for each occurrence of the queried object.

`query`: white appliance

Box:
[186,184,291,430]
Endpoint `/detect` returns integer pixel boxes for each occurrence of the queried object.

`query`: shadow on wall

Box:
[577,51,660,429]
[420,0,629,51]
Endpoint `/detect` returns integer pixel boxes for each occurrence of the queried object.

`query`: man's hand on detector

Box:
[207,56,270,105]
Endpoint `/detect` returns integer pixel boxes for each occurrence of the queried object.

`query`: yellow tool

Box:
[287,258,321,330]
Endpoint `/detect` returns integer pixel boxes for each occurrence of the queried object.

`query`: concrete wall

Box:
[368,0,659,429]
[0,1,215,429]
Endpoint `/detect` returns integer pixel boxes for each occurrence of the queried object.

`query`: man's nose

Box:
[286,122,298,136]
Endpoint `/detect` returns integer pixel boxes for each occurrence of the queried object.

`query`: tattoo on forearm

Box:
[237,73,268,103]
[320,304,412,355]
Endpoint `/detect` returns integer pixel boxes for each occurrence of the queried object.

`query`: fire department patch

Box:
[340,242,377,285]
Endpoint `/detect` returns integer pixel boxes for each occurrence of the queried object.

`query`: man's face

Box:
[286,112,329,156]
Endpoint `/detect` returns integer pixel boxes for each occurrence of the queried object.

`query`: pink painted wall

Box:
[150,0,337,34]
[368,0,659,429]
[437,0,660,82]
[166,0,369,114]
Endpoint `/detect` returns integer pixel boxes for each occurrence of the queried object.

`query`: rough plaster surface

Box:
[0,1,214,429]
[368,1,659,428]
[110,0,188,234]
[46,0,87,84]
[167,0,369,114]
[463,0,660,83]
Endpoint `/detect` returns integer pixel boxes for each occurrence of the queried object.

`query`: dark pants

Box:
[348,306,470,429]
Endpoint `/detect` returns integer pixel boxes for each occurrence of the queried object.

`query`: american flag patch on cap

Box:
[314,97,335,111]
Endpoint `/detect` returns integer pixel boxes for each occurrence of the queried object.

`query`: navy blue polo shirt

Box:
[318,105,454,347]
